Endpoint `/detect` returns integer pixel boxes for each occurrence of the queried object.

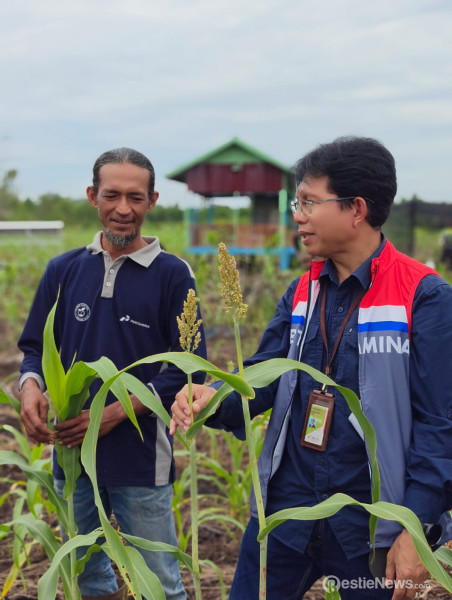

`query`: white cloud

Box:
[0,0,451,203]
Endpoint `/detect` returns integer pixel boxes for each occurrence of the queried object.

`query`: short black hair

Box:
[92,147,155,196]
[294,136,397,228]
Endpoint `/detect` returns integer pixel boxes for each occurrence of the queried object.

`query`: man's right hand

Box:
[19,378,55,445]
[169,384,216,435]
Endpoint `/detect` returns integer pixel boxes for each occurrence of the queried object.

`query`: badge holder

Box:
[300,386,335,451]
[300,284,366,452]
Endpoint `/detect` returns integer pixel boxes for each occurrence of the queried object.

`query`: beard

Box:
[104,228,138,249]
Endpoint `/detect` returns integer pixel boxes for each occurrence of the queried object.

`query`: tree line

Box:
[0,170,252,226]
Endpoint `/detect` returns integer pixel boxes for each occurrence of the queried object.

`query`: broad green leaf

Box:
[61,445,82,500]
[12,497,27,574]
[2,538,36,598]
[258,493,452,593]
[79,382,142,598]
[198,513,245,533]
[0,388,21,414]
[87,352,255,398]
[74,543,103,575]
[114,351,227,376]
[120,372,171,426]
[98,511,142,600]
[25,461,51,518]
[121,532,194,573]
[243,358,334,390]
[88,356,142,439]
[242,358,380,544]
[42,294,66,419]
[121,545,165,600]
[80,383,109,511]
[119,373,187,449]
[37,529,103,600]
[63,361,97,420]
[7,513,72,599]
[2,424,32,461]
[435,545,452,567]
[199,559,227,600]
[0,451,70,532]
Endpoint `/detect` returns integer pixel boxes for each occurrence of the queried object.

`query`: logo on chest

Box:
[74,303,91,322]
[119,314,150,329]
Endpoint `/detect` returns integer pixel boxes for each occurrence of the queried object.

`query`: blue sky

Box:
[0,0,451,206]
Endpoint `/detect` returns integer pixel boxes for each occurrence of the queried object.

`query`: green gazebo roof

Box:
[166,137,293,183]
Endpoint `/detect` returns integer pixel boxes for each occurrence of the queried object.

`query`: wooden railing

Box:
[189,224,293,248]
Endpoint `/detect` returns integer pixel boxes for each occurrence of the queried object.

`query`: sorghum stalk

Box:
[218,243,267,599]
[177,289,203,599]
[188,374,202,599]
[66,493,81,600]
[233,315,268,599]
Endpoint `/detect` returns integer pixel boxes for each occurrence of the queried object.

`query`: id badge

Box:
[300,390,335,451]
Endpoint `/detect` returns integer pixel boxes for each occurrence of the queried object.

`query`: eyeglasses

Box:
[290,196,372,218]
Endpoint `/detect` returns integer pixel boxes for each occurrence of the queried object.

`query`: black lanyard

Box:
[319,284,366,378]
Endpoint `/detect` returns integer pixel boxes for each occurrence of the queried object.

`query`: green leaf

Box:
[121,532,194,573]
[258,493,452,593]
[119,373,187,449]
[121,545,166,600]
[89,356,143,440]
[435,545,452,567]
[37,529,103,600]
[88,352,255,398]
[98,511,142,599]
[0,388,21,414]
[199,559,227,600]
[6,513,72,599]
[80,383,109,509]
[243,358,380,545]
[243,358,334,390]
[0,451,70,532]
[42,293,66,419]
[61,445,82,499]
[74,542,103,575]
[113,352,224,376]
[63,361,97,420]
[79,382,142,598]
[2,424,32,461]
[120,373,171,427]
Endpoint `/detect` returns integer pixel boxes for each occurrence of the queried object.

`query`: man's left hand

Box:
[385,529,429,599]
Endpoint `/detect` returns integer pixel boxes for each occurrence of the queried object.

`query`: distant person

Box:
[18,147,206,599]
[171,137,452,600]
[440,230,452,269]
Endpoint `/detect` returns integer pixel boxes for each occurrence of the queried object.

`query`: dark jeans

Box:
[229,517,393,599]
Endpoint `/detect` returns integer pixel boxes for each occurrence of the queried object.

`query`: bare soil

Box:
[0,350,451,600]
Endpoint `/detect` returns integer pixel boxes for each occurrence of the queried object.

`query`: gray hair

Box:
[92,147,155,196]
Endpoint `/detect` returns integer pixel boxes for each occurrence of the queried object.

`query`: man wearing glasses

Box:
[171,136,452,599]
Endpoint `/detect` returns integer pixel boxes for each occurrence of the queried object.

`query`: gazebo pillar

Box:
[278,188,290,269]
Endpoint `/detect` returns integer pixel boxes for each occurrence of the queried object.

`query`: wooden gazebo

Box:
[166,137,296,268]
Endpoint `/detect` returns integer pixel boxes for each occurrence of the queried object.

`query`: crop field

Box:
[0,224,298,599]
[0,225,451,599]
